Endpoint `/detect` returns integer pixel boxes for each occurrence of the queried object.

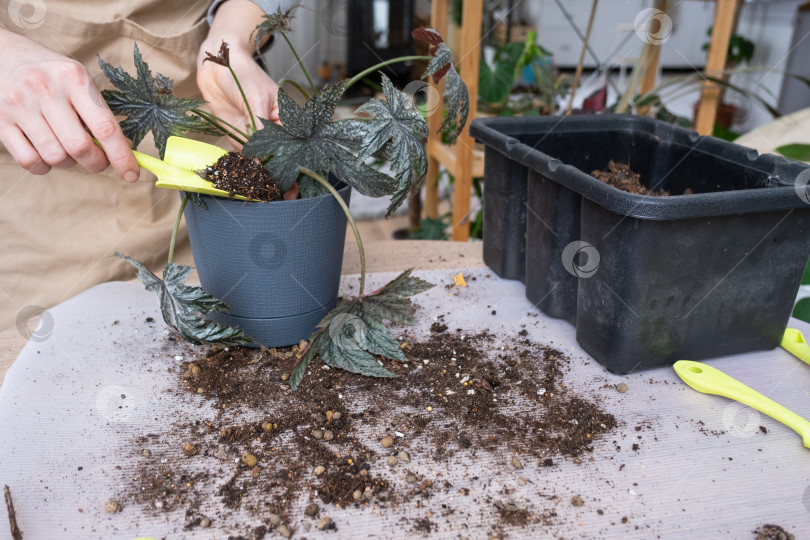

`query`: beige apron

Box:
[0,0,210,330]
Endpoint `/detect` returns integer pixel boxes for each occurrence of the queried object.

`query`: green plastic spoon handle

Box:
[673,360,810,448]
[781,327,810,366]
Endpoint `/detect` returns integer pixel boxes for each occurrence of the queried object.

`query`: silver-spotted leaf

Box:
[253,3,300,50]
[321,338,396,379]
[437,61,469,144]
[412,29,470,144]
[242,83,396,196]
[116,253,252,346]
[362,268,434,324]
[98,44,220,158]
[360,313,408,362]
[356,74,429,217]
[289,269,434,389]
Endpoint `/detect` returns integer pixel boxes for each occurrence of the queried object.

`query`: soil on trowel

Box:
[591,160,671,196]
[203,151,282,201]
[126,329,620,538]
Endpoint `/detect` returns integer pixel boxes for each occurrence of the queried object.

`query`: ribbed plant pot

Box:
[183,184,351,347]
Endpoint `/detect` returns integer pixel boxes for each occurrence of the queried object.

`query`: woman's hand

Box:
[197,0,281,149]
[0,27,140,181]
[198,0,294,197]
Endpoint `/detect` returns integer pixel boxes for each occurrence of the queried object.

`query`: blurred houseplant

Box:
[478,31,569,116]
[692,26,756,128]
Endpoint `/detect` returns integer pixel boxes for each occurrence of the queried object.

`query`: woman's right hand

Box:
[0,27,140,182]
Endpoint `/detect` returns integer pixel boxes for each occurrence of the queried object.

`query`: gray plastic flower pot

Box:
[183,183,351,347]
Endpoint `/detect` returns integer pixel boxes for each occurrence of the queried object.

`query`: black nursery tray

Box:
[470,115,810,373]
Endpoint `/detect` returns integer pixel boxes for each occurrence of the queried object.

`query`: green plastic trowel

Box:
[673,360,810,448]
[781,327,810,366]
[132,136,250,201]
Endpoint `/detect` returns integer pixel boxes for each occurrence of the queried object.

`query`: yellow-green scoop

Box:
[674,360,810,448]
[781,327,810,366]
[133,136,249,201]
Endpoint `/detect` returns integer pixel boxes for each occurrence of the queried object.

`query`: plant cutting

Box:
[97,8,469,389]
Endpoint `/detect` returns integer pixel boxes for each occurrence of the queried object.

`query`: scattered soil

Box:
[125,330,619,537]
[754,524,795,540]
[591,160,670,196]
[203,152,282,201]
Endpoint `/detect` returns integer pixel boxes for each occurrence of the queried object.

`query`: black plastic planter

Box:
[470,115,810,374]
[183,183,351,347]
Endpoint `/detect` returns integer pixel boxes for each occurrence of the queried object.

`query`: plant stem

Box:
[228,65,257,133]
[279,77,311,99]
[281,33,316,93]
[299,168,366,296]
[345,56,431,90]
[168,194,189,265]
[192,109,248,144]
[4,485,22,540]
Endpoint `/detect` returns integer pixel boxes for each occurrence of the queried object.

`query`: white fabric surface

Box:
[1,268,810,539]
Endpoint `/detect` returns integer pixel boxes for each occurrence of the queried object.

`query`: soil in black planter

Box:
[203,152,282,201]
[591,160,671,197]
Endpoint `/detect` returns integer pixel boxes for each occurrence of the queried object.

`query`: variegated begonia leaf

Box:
[412,27,469,144]
[289,269,434,389]
[98,44,220,159]
[242,82,396,196]
[116,253,252,346]
[355,74,429,217]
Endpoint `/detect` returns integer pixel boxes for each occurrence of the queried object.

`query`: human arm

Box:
[197,0,281,140]
[0,26,140,181]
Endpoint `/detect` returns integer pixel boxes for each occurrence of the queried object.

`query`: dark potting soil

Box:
[754,524,796,540]
[591,160,670,197]
[126,330,619,537]
[203,152,282,202]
